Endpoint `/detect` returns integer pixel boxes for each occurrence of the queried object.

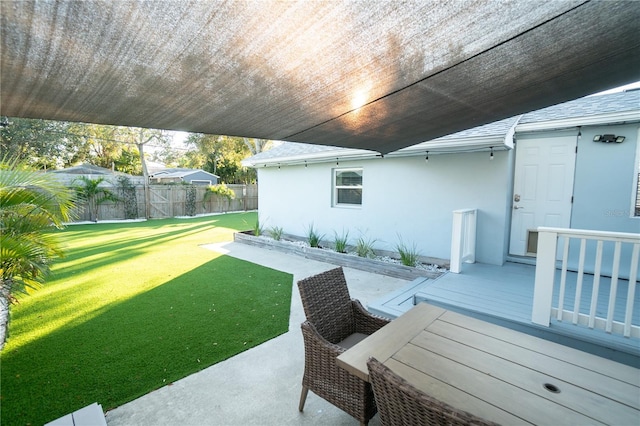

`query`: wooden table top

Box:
[337,302,640,425]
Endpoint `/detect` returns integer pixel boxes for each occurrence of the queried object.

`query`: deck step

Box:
[368,277,430,319]
[45,403,106,426]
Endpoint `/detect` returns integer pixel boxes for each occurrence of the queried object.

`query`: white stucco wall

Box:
[256,150,513,265]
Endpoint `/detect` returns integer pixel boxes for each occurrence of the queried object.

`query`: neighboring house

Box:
[50,163,117,175]
[243,90,640,278]
[49,163,144,186]
[145,160,168,175]
[149,168,219,185]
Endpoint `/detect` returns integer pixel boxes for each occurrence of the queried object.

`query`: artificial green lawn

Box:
[0,212,293,425]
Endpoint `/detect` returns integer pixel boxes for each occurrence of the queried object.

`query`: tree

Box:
[1,118,171,176]
[243,137,270,156]
[0,117,86,169]
[0,157,76,348]
[69,123,146,174]
[183,134,262,184]
[73,176,120,222]
[115,127,170,219]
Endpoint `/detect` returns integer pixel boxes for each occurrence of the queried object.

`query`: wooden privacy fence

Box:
[72,184,258,222]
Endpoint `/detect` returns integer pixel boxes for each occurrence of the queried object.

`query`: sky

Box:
[591,81,640,96]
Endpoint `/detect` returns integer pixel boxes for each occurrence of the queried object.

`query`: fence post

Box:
[531,229,558,326]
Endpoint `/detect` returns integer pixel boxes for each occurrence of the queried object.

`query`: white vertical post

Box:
[532,229,558,326]
[451,211,463,273]
[450,209,477,273]
[606,241,622,333]
[624,243,639,337]
[556,236,570,321]
[572,239,586,325]
[465,211,477,264]
[588,240,604,329]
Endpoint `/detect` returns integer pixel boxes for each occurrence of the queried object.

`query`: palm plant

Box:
[1,158,76,348]
[73,176,119,222]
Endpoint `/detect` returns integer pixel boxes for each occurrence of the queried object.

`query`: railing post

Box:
[532,229,558,326]
[450,209,477,274]
[466,210,477,264]
[451,211,464,273]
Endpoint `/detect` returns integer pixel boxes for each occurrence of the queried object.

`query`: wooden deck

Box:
[368,261,640,367]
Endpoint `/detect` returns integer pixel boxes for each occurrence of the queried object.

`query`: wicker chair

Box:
[367,358,500,426]
[297,267,390,426]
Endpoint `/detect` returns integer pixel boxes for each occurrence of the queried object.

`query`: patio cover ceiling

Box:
[1,1,639,155]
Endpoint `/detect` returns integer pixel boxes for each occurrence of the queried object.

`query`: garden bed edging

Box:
[234,231,445,281]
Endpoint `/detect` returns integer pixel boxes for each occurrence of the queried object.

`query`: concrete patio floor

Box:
[105,241,410,426]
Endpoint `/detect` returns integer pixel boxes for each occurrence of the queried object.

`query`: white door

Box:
[509,136,576,256]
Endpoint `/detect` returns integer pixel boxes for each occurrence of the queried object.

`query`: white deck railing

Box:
[450,209,477,274]
[532,227,640,338]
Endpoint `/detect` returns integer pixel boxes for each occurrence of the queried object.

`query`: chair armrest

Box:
[301,320,346,357]
[351,299,390,334]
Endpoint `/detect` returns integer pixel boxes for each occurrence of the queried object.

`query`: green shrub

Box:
[204,183,236,201]
[116,176,138,219]
[333,230,349,253]
[185,185,197,216]
[355,236,377,258]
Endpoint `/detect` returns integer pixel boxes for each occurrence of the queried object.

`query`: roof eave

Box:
[391,134,513,157]
[243,148,376,168]
[516,110,640,133]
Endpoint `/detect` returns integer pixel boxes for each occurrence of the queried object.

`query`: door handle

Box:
[513,205,522,210]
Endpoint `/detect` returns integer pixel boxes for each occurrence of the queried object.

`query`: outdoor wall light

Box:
[593,134,625,143]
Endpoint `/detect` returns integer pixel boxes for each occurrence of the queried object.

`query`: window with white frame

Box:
[333,168,363,206]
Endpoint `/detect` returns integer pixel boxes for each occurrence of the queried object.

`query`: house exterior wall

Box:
[518,124,639,277]
[570,123,638,233]
[256,122,638,270]
[570,123,638,277]
[257,150,512,265]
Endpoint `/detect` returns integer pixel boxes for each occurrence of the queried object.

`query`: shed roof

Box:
[1,1,638,155]
[151,169,219,179]
[50,163,119,175]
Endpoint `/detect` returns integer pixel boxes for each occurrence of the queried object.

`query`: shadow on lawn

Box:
[0,255,293,426]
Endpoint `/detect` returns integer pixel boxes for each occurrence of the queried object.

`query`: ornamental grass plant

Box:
[396,236,421,267]
[0,212,293,426]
